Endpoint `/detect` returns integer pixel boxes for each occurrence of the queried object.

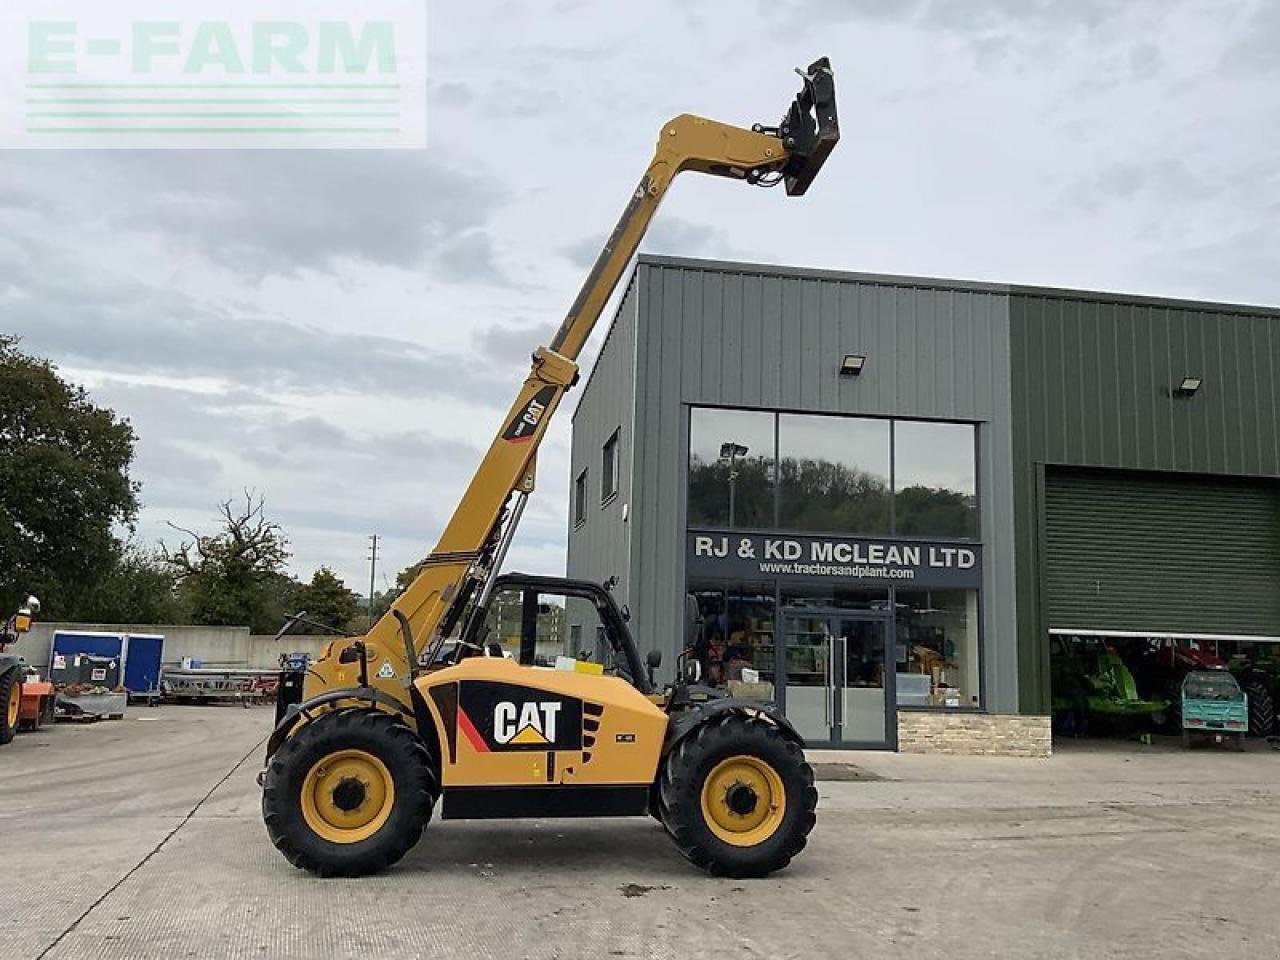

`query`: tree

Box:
[295,566,359,633]
[688,454,976,537]
[163,492,296,634]
[74,542,185,624]
[895,485,976,538]
[0,336,139,618]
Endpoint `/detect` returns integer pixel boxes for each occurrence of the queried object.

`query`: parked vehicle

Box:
[1051,637,1167,736]
[1135,639,1227,733]
[0,596,44,745]
[1181,670,1247,750]
[1227,648,1277,738]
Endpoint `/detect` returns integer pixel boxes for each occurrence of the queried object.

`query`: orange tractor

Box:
[1,596,55,744]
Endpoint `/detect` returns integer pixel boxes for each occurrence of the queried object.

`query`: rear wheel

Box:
[659,714,816,878]
[262,709,437,877]
[0,670,20,745]
[1244,682,1274,738]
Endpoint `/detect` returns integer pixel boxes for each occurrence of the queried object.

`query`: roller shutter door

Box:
[1044,468,1280,638]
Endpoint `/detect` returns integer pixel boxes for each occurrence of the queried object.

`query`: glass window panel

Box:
[688,581,775,698]
[894,588,980,708]
[893,421,977,539]
[688,408,776,529]
[778,414,890,534]
[482,590,567,667]
[573,470,588,525]
[602,429,620,501]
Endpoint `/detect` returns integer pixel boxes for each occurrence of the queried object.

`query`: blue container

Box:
[49,631,165,694]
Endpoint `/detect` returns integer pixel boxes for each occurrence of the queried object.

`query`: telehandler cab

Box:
[262,58,840,878]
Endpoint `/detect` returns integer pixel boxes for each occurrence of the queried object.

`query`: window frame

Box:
[777,410,892,536]
[891,419,979,541]
[601,428,620,504]
[573,468,588,527]
[686,406,778,530]
[890,586,984,710]
[685,404,980,542]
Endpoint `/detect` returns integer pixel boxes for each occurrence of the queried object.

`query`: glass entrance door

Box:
[835,617,888,745]
[781,611,891,747]
[779,612,833,743]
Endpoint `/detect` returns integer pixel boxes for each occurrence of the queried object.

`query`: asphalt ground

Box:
[2,705,1277,960]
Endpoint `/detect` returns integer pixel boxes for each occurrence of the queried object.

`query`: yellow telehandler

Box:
[262,58,840,878]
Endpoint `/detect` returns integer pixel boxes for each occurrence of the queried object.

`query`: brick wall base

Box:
[896,711,1052,758]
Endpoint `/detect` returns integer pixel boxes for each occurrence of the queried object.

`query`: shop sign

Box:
[686,530,981,587]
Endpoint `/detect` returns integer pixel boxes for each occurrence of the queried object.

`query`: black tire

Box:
[0,670,20,745]
[1244,682,1274,738]
[647,780,665,824]
[659,713,816,878]
[262,709,436,878]
[41,694,56,727]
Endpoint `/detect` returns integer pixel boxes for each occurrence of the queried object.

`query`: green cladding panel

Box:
[1044,468,1280,637]
[1011,294,1280,712]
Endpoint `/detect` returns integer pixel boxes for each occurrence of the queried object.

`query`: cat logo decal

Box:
[493,701,561,745]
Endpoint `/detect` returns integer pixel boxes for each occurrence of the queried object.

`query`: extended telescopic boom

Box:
[301,58,839,705]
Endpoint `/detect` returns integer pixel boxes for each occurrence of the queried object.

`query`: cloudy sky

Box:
[5,0,1279,594]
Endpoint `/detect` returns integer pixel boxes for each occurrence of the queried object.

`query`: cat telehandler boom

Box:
[262,58,840,878]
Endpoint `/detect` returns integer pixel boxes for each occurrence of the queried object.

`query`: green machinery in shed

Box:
[1050,637,1166,736]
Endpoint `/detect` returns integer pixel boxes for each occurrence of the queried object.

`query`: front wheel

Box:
[262,709,437,877]
[659,713,816,878]
[0,671,20,745]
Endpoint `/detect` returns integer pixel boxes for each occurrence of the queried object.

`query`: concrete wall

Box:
[11,623,333,672]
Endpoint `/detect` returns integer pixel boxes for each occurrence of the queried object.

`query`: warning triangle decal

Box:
[511,724,550,745]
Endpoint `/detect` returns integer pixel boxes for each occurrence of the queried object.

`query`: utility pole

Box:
[366,534,379,631]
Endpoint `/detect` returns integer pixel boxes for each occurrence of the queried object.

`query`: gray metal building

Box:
[566,254,1280,752]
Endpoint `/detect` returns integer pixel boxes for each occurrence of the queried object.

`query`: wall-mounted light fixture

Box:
[719,442,749,461]
[1173,376,1202,398]
[839,353,866,377]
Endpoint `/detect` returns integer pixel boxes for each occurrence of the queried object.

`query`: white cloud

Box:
[5,0,1279,592]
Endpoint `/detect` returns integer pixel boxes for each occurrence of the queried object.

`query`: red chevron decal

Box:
[457,706,489,753]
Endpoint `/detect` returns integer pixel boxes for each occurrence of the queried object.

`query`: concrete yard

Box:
[1,707,1277,960]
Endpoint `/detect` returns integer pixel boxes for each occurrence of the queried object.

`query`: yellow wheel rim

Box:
[699,754,787,848]
[6,682,19,729]
[300,749,395,844]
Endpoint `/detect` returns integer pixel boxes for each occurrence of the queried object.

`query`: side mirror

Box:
[684,659,702,684]
[620,604,631,623]
[646,649,662,687]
